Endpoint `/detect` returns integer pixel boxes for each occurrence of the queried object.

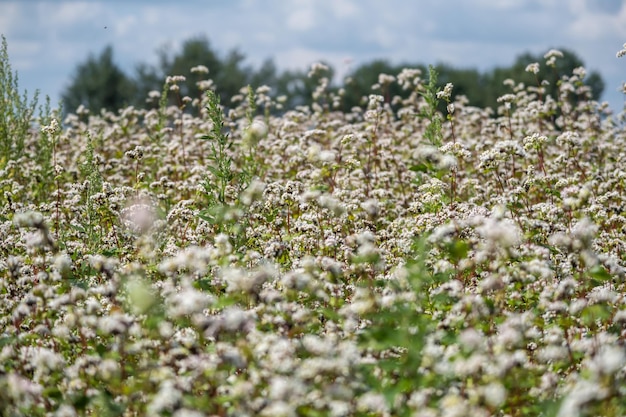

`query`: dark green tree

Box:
[274,63,335,110]
[135,36,252,110]
[61,45,135,114]
[436,64,488,108]
[248,58,279,90]
[481,48,604,110]
[335,48,604,115]
[341,59,408,111]
[61,39,605,117]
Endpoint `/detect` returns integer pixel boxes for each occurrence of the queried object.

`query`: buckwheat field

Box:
[2,41,626,417]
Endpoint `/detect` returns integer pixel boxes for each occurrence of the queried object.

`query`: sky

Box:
[1,0,625,113]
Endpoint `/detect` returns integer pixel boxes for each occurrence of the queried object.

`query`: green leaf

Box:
[144,313,164,331]
[102,248,120,257]
[205,165,221,178]
[409,163,429,173]
[580,304,611,327]
[69,278,89,290]
[70,223,86,233]
[43,386,63,400]
[71,393,90,410]
[0,336,15,348]
[96,343,109,357]
[446,239,469,264]
[588,265,611,285]
[195,277,214,292]
[93,391,126,417]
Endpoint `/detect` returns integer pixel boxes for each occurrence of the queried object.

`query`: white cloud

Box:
[472,0,527,10]
[273,46,353,76]
[273,47,327,69]
[112,15,139,37]
[41,1,105,26]
[142,7,162,26]
[0,3,20,34]
[285,0,318,31]
[363,25,397,49]
[329,0,359,18]
[566,3,626,41]
[2,0,624,112]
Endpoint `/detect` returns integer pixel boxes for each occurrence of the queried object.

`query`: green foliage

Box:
[0,35,39,169]
[200,89,234,207]
[198,89,253,249]
[78,132,105,252]
[61,45,136,114]
[420,66,444,147]
[357,240,438,416]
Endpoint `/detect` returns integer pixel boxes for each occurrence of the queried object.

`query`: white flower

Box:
[172,410,205,417]
[268,376,305,401]
[244,119,268,146]
[13,211,45,228]
[98,313,132,335]
[364,109,379,122]
[544,49,564,59]
[97,358,121,381]
[54,405,78,417]
[319,149,336,163]
[525,62,540,74]
[53,253,72,278]
[557,380,608,417]
[214,233,232,256]
[572,66,586,79]
[476,214,521,249]
[397,67,421,89]
[121,199,156,235]
[168,286,214,318]
[190,65,209,74]
[589,345,626,376]
[361,198,380,217]
[437,83,453,100]
[571,217,598,248]
[483,382,506,408]
[147,380,182,415]
[301,334,333,356]
[378,73,395,85]
[357,392,388,414]
[459,328,484,351]
[41,118,60,135]
[7,373,42,400]
[166,75,186,84]
[222,266,270,295]
[368,94,384,108]
[261,401,296,417]
[25,346,65,375]
[308,62,329,78]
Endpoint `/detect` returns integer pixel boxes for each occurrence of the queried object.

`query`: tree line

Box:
[61,35,605,115]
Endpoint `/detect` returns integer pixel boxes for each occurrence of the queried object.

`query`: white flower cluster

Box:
[1,52,626,417]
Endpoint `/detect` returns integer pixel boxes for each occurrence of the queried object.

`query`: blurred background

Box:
[2,0,625,115]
